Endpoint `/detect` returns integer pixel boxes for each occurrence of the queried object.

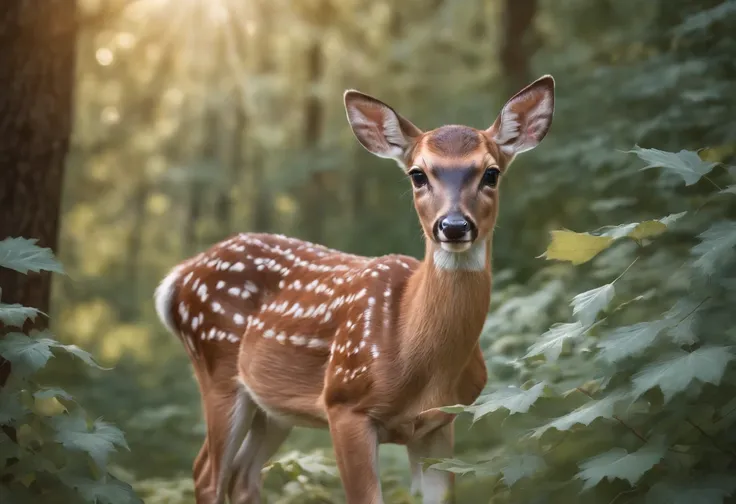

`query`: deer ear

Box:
[344,90,422,163]
[488,75,555,157]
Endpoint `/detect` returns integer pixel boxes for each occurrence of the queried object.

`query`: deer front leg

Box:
[407,423,455,504]
[327,405,384,504]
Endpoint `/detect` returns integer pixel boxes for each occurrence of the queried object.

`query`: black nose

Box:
[438,215,470,240]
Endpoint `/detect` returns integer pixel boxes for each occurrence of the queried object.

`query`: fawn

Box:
[155,74,555,504]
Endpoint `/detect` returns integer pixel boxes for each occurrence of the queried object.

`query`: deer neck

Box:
[398,237,492,375]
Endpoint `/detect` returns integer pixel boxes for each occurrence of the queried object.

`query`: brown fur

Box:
[423,125,482,157]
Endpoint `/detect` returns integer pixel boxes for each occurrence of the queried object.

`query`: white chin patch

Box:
[440,241,472,253]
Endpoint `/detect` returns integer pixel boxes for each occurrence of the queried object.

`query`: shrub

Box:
[0,238,141,504]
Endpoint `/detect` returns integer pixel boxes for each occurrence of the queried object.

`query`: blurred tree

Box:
[499,0,538,96]
[298,1,329,243]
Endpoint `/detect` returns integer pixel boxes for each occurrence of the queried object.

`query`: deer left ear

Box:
[487,75,555,157]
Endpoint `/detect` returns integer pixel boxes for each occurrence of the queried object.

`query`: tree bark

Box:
[0,0,77,447]
[499,0,538,96]
[0,0,77,321]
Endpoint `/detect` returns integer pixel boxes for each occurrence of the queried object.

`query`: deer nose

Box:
[438,214,470,241]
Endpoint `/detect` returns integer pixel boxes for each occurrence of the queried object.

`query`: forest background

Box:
[1,0,736,503]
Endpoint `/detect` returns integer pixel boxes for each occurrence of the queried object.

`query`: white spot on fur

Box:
[371,344,380,358]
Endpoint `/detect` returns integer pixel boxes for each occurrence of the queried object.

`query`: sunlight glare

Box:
[146,0,231,24]
[95,47,114,66]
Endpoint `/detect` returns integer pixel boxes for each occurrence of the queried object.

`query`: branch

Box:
[686,418,736,458]
[575,387,649,444]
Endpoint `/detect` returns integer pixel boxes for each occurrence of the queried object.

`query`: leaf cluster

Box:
[0,238,141,504]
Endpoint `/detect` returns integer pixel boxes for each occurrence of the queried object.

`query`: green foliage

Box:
[628,146,718,186]
[430,146,736,502]
[571,283,615,326]
[0,304,44,328]
[631,347,735,402]
[691,222,736,276]
[0,237,140,503]
[576,441,667,490]
[0,237,65,275]
[442,381,549,424]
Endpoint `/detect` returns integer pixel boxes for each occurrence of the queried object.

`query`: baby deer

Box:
[155,75,555,503]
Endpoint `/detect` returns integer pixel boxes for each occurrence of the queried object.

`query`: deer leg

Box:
[206,383,257,504]
[193,440,216,504]
[407,424,455,504]
[327,406,383,504]
[228,412,292,504]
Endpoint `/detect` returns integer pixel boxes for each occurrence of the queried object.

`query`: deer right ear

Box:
[344,90,422,163]
[487,75,555,157]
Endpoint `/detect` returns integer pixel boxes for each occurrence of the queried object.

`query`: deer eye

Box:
[408,168,429,188]
[481,167,500,188]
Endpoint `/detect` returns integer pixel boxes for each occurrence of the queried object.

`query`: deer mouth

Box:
[438,239,473,253]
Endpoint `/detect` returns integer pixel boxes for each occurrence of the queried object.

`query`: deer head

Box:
[344,76,555,262]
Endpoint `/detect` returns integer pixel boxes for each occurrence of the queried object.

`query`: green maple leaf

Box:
[472,382,548,422]
[525,322,586,362]
[0,237,65,274]
[0,303,44,328]
[597,320,667,364]
[628,145,718,186]
[501,454,546,486]
[691,221,736,276]
[424,458,497,476]
[632,346,735,403]
[60,473,143,504]
[576,440,667,490]
[0,389,26,424]
[662,298,705,346]
[534,392,626,437]
[52,340,109,370]
[0,332,55,376]
[571,284,615,326]
[52,412,130,472]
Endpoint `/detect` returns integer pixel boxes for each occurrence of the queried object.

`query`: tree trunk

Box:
[216,96,245,236]
[499,0,538,96]
[248,2,277,233]
[298,40,327,243]
[0,0,77,448]
[121,173,148,322]
[0,0,77,322]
